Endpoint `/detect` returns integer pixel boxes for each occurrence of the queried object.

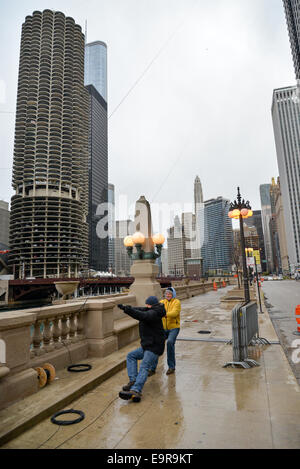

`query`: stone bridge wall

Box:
[0,277,233,410]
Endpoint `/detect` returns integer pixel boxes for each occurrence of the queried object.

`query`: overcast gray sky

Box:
[0,0,296,228]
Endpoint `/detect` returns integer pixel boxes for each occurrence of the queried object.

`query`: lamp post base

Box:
[129,260,163,306]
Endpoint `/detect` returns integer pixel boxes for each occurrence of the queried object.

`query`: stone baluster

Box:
[30,324,35,359]
[61,315,70,345]
[76,310,85,340]
[52,317,63,349]
[69,312,77,343]
[32,321,46,356]
[42,318,54,353]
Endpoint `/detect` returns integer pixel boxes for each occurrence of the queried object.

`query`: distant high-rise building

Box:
[260,184,274,273]
[203,197,233,274]
[274,177,290,274]
[283,0,300,79]
[9,10,89,279]
[194,175,203,212]
[243,225,260,251]
[272,86,300,271]
[167,211,203,277]
[108,184,115,273]
[181,212,202,277]
[270,178,282,274]
[161,248,169,276]
[194,175,204,262]
[115,220,133,276]
[85,41,107,101]
[244,210,267,271]
[167,216,184,277]
[0,201,10,247]
[86,84,108,272]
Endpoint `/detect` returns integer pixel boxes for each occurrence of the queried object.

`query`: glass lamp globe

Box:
[132,232,146,245]
[232,209,240,218]
[124,236,134,248]
[152,234,165,245]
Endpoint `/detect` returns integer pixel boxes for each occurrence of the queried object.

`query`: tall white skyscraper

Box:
[194,176,204,259]
[194,175,203,212]
[272,85,300,270]
[283,0,300,80]
[85,41,107,101]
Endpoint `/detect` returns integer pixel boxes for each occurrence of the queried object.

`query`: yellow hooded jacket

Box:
[160,297,181,330]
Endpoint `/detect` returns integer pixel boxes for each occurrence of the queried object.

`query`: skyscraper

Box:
[244,210,267,271]
[272,86,300,271]
[194,175,203,212]
[86,84,108,272]
[269,178,282,274]
[9,10,89,279]
[85,41,107,102]
[194,175,204,262]
[274,178,289,274]
[203,197,233,274]
[283,0,300,79]
[0,201,10,247]
[108,183,115,273]
[115,220,133,276]
[259,184,274,273]
[167,216,185,277]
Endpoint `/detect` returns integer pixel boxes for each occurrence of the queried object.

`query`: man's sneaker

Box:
[148,370,156,377]
[166,368,175,375]
[122,380,136,391]
[119,390,142,402]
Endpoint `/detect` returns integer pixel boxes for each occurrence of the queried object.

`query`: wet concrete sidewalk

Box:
[2,286,300,449]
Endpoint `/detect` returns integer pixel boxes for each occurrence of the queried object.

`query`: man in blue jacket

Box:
[117,296,166,402]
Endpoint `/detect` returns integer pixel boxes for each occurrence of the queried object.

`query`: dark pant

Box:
[127,347,159,393]
[152,328,180,371]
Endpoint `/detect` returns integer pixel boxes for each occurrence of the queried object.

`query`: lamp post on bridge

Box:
[123,196,166,305]
[228,187,253,305]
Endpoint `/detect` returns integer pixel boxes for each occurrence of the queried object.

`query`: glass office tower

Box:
[203,197,233,274]
[86,85,108,272]
[85,41,107,102]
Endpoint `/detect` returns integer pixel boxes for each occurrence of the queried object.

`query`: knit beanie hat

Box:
[145,296,159,306]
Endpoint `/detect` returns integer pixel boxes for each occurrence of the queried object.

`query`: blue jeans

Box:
[152,328,180,371]
[127,347,159,393]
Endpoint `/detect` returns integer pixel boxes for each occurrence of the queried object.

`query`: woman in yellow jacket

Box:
[149,287,181,375]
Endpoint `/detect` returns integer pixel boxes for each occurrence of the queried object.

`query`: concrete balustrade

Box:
[0,295,138,410]
[164,278,231,300]
[0,277,233,410]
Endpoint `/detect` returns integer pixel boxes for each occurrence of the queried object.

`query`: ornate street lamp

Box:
[124,232,165,261]
[228,187,252,304]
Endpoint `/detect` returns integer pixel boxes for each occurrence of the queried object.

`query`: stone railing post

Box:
[0,311,38,409]
[84,299,118,357]
[52,317,64,349]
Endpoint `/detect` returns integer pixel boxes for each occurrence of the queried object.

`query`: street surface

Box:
[262,280,300,385]
[262,279,300,316]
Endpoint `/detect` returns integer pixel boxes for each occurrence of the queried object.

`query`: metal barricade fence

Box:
[224,302,270,369]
